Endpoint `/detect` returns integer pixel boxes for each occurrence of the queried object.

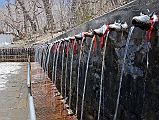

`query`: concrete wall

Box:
[40,0,159,119]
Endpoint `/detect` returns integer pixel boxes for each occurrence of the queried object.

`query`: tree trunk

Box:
[17,0,37,33]
[42,0,55,31]
[71,0,78,26]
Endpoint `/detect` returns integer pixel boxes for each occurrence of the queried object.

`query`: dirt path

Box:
[0,62,28,120]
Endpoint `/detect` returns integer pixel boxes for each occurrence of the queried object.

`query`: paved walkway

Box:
[0,62,28,120]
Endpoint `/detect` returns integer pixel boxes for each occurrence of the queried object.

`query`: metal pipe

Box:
[27,61,31,88]
[27,57,36,120]
[28,93,36,120]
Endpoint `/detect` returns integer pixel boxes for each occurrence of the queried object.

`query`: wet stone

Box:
[31,62,76,120]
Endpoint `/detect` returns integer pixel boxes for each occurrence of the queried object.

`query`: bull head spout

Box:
[132,12,158,30]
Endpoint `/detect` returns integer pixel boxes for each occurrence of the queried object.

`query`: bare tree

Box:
[41,0,55,31]
[17,0,37,33]
[0,0,129,40]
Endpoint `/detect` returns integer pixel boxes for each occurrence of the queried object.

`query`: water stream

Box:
[41,48,46,70]
[61,43,65,98]
[97,31,110,120]
[51,44,57,110]
[39,47,43,65]
[113,26,135,120]
[54,42,62,86]
[80,37,94,120]
[34,47,38,62]
[64,42,69,109]
[142,43,149,115]
[46,44,53,74]
[68,39,76,110]
[75,37,85,117]
[52,45,57,83]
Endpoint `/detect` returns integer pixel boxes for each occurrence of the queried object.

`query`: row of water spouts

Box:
[34,11,158,120]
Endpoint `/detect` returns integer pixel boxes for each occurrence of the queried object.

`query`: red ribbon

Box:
[146,18,154,41]
[100,36,104,49]
[51,44,57,54]
[66,43,69,57]
[59,43,64,52]
[69,39,77,55]
[74,42,77,55]
[69,40,73,48]
[60,45,63,52]
[100,25,109,49]
[51,45,54,53]
[92,35,97,53]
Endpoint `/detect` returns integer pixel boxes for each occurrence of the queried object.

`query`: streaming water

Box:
[41,47,46,70]
[45,44,53,74]
[80,37,94,120]
[64,42,69,109]
[54,42,62,86]
[75,37,85,117]
[36,47,40,63]
[36,47,42,64]
[34,47,38,62]
[41,48,44,69]
[51,44,57,111]
[68,39,76,110]
[142,45,149,115]
[43,46,49,72]
[45,44,52,74]
[61,43,65,97]
[97,31,110,120]
[52,45,57,83]
[60,42,65,114]
[40,47,43,67]
[113,26,134,120]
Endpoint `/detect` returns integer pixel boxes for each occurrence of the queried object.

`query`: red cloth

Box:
[74,42,77,55]
[100,25,109,49]
[146,18,154,41]
[66,43,69,57]
[93,35,97,53]
[51,44,57,54]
